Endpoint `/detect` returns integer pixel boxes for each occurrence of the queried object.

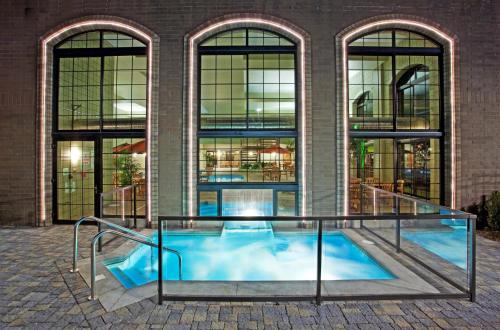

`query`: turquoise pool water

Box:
[106,230,395,289]
[402,225,467,269]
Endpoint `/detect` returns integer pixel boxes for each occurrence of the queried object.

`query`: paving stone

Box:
[0,226,499,329]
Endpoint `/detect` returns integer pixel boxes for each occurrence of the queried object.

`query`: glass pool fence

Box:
[87,184,476,305]
[154,186,475,304]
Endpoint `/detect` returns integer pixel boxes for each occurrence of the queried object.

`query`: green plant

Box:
[486,191,500,231]
[205,152,216,167]
[462,196,489,230]
[240,162,264,170]
[117,155,140,186]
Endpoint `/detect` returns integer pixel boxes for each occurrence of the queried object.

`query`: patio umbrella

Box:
[112,140,146,154]
[259,145,290,154]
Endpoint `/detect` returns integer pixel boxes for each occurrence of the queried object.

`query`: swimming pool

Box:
[207,174,245,182]
[106,230,395,289]
[402,225,467,269]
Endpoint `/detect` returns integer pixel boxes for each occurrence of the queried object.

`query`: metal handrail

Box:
[100,184,138,228]
[89,228,182,300]
[71,216,182,282]
[71,216,149,272]
[360,183,464,214]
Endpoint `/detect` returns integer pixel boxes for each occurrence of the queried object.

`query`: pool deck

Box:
[1,225,500,329]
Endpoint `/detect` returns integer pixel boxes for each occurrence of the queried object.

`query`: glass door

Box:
[54,140,96,221]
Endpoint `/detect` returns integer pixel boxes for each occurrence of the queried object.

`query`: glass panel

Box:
[102,32,146,48]
[200,28,295,47]
[57,141,95,220]
[157,220,317,297]
[199,137,296,183]
[397,138,440,204]
[57,31,101,49]
[199,191,218,216]
[350,137,441,213]
[103,55,147,129]
[277,191,296,216]
[58,57,101,130]
[396,56,440,130]
[348,56,393,130]
[200,53,295,129]
[349,29,439,48]
[102,138,146,217]
[57,31,146,49]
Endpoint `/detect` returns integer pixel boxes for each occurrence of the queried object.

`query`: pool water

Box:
[402,225,467,269]
[106,230,395,289]
[207,174,245,182]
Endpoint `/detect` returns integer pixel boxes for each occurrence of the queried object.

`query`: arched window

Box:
[53,30,147,222]
[353,91,373,117]
[197,28,298,216]
[348,29,443,210]
[396,64,430,119]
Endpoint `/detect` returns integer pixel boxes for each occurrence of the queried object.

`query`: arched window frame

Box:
[193,26,302,217]
[345,27,447,211]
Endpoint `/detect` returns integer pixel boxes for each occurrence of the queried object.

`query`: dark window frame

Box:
[348,28,445,205]
[52,30,148,223]
[196,28,300,216]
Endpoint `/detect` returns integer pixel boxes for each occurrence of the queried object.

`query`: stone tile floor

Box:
[0,225,499,329]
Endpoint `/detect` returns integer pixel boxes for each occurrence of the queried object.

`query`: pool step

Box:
[108,267,136,289]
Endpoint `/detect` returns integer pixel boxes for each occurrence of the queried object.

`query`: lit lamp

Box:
[69,147,81,166]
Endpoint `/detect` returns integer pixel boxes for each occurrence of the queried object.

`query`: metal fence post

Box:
[98,194,103,252]
[316,220,323,305]
[133,185,137,229]
[158,220,163,305]
[97,222,102,252]
[396,197,400,253]
[469,217,476,302]
[360,184,364,228]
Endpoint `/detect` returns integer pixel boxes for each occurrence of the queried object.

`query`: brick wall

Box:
[0,0,498,225]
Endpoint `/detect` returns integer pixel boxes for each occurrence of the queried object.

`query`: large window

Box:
[197,28,298,216]
[200,54,295,129]
[53,31,147,222]
[348,29,444,212]
[57,32,147,130]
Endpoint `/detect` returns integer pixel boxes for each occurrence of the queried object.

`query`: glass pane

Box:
[58,57,101,130]
[102,138,146,216]
[349,29,439,48]
[103,55,147,129]
[348,56,393,130]
[277,191,296,216]
[396,56,439,130]
[200,53,296,129]
[57,141,95,220]
[350,137,441,213]
[199,191,218,216]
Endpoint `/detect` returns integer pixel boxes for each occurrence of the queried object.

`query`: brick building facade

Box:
[0,0,498,226]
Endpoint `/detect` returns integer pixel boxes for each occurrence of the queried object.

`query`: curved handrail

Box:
[71,216,183,283]
[89,229,183,300]
[72,216,150,272]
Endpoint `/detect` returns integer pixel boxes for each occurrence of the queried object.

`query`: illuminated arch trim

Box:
[186,17,308,216]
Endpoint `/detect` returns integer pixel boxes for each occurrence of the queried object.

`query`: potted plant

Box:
[117,155,140,187]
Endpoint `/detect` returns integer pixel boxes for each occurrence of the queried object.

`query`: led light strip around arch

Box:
[341,19,456,214]
[40,20,154,224]
[187,18,308,216]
